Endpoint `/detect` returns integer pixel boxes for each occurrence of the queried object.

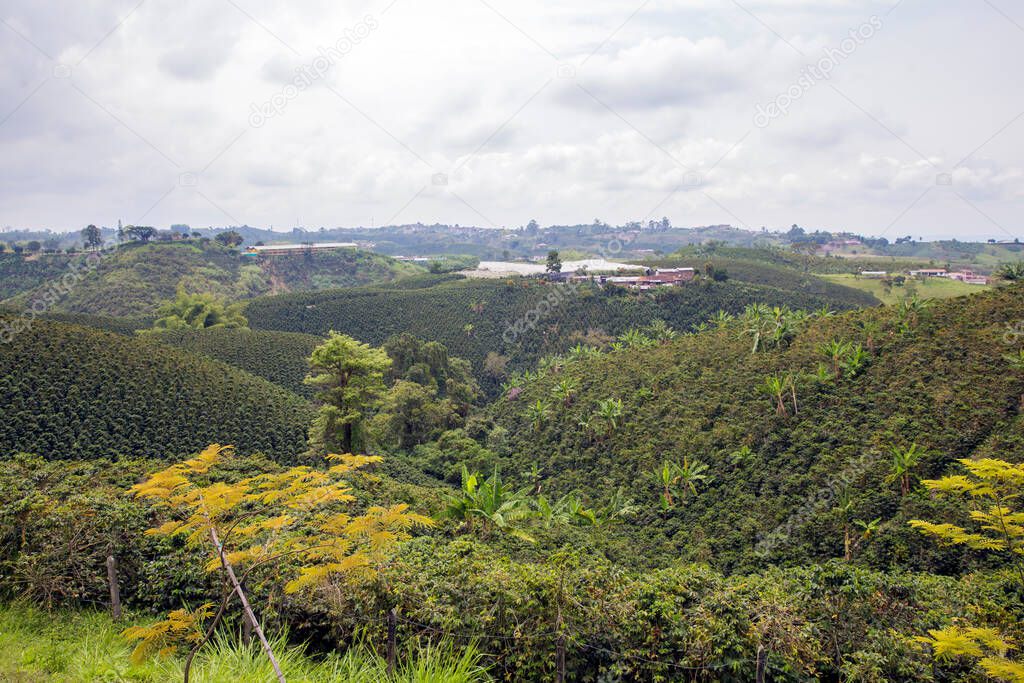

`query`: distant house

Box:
[603,267,695,290]
[909,268,947,277]
[244,242,357,257]
[944,270,989,285]
[860,271,887,278]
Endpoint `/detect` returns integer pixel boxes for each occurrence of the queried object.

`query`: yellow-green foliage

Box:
[126,444,433,660]
[915,626,1024,683]
[122,603,214,663]
[130,445,433,591]
[910,458,1024,681]
[909,458,1024,567]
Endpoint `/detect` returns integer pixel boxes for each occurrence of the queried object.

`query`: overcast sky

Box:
[2,0,1022,240]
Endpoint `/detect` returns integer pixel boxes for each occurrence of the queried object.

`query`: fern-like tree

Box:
[909,457,1024,680]
[305,332,392,454]
[910,457,1024,586]
[125,444,432,682]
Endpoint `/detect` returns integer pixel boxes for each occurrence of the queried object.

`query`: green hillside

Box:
[0,318,312,460]
[245,274,877,394]
[476,285,1024,573]
[155,327,323,397]
[1,242,424,317]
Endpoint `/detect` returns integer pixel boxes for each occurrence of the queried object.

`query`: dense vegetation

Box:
[3,236,1024,682]
[0,319,312,460]
[156,328,323,396]
[1,242,423,317]
[246,275,877,394]
[469,285,1024,574]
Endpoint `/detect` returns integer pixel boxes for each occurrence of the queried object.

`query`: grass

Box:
[821,273,991,305]
[0,604,490,682]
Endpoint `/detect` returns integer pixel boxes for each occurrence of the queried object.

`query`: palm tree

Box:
[842,344,869,377]
[618,328,653,348]
[675,457,712,499]
[595,398,624,435]
[527,400,550,431]
[551,378,578,406]
[594,486,639,527]
[710,310,735,329]
[645,319,678,342]
[656,461,681,510]
[760,374,790,417]
[885,443,925,496]
[820,340,851,380]
[444,466,536,541]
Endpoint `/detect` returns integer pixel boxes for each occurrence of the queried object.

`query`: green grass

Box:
[0,604,490,682]
[821,273,990,305]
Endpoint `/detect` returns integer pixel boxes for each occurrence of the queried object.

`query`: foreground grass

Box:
[0,604,489,682]
[821,273,990,305]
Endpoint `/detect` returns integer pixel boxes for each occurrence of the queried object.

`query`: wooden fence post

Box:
[386,607,397,677]
[106,555,121,621]
[756,644,767,683]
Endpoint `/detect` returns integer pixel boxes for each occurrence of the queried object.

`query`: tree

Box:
[910,457,1024,585]
[675,456,712,500]
[81,224,103,250]
[996,261,1024,281]
[760,374,791,417]
[910,457,1024,680]
[125,445,431,681]
[143,288,248,333]
[546,250,562,273]
[820,340,851,380]
[125,225,157,243]
[444,465,536,541]
[305,332,392,454]
[527,399,550,431]
[885,443,926,496]
[594,397,624,435]
[215,230,244,248]
[25,240,41,253]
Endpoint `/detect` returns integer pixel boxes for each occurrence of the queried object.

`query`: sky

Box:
[1,0,1022,241]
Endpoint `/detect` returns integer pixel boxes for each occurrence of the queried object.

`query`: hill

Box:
[245,273,878,394]
[155,327,323,397]
[1,242,423,317]
[0,318,313,460]
[476,285,1024,573]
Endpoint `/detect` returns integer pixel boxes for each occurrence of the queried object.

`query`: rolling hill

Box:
[477,284,1024,573]
[245,273,878,394]
[0,318,313,460]
[1,241,424,317]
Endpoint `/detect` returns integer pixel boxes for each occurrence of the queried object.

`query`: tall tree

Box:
[125,225,156,243]
[306,332,392,454]
[81,224,103,250]
[546,249,562,273]
[215,230,244,247]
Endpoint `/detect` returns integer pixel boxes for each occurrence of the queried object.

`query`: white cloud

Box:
[0,0,1021,239]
